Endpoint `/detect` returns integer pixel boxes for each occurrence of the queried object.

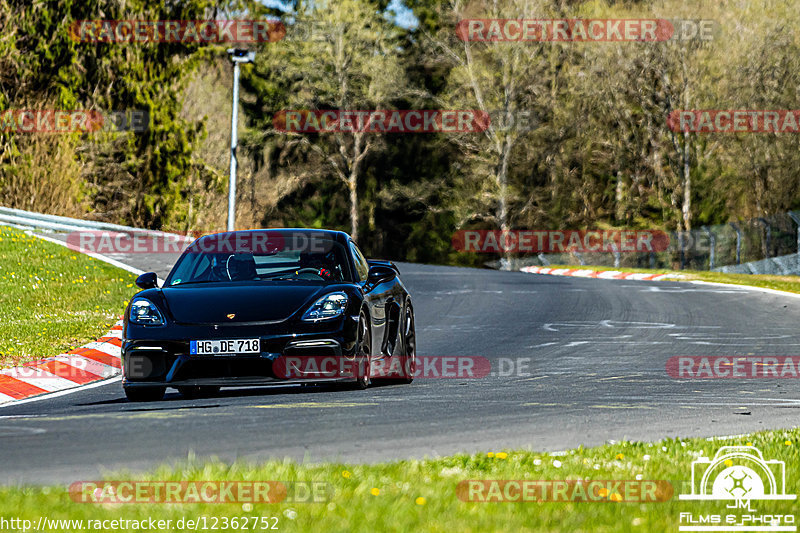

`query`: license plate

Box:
[190,339,261,355]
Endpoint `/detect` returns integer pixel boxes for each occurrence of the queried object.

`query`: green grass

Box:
[1,429,797,532]
[682,270,800,293]
[542,263,800,294]
[0,226,137,368]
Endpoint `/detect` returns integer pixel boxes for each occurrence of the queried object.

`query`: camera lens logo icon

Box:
[680,446,795,501]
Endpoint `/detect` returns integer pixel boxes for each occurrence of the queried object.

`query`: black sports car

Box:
[121,229,416,401]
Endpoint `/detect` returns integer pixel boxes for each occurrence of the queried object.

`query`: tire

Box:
[354,311,372,389]
[399,303,416,384]
[124,386,166,402]
[178,386,220,399]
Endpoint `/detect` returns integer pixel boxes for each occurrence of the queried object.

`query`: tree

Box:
[250,0,407,241]
[0,0,238,229]
[425,0,552,240]
[575,1,718,232]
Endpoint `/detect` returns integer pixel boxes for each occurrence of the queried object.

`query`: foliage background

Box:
[2,0,799,267]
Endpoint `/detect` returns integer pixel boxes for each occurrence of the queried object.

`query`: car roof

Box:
[195,228,352,245]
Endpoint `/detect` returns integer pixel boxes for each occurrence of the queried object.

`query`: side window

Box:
[350,242,369,281]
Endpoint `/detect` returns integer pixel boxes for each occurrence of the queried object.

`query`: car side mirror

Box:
[135,272,159,290]
[367,265,396,285]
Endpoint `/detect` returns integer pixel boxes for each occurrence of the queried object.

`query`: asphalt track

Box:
[1,239,800,484]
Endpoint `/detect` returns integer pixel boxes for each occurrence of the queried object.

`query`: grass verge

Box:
[0,429,797,531]
[541,263,800,295]
[0,226,137,368]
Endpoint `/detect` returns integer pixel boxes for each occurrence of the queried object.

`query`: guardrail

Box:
[491,211,800,273]
[0,206,192,242]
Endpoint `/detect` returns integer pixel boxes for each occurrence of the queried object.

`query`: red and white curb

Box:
[0,321,122,405]
[520,265,684,281]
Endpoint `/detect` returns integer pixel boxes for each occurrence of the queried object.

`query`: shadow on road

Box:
[78,380,405,407]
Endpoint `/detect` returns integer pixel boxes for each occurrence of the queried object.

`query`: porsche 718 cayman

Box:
[121,229,416,401]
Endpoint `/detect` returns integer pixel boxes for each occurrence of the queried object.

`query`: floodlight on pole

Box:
[226,48,256,232]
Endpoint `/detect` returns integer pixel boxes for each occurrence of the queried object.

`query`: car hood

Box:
[160,283,326,324]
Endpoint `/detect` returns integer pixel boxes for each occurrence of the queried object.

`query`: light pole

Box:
[226,48,256,232]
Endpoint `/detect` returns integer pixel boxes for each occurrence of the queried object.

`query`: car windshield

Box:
[165,231,351,285]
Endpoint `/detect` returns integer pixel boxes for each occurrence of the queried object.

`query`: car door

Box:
[350,240,391,357]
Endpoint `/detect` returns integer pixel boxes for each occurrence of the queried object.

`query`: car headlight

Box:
[129,298,165,325]
[302,292,348,322]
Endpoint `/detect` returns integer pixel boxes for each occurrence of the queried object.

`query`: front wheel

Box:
[124,386,165,402]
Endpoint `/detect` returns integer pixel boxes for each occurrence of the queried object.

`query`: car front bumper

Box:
[122,317,360,389]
